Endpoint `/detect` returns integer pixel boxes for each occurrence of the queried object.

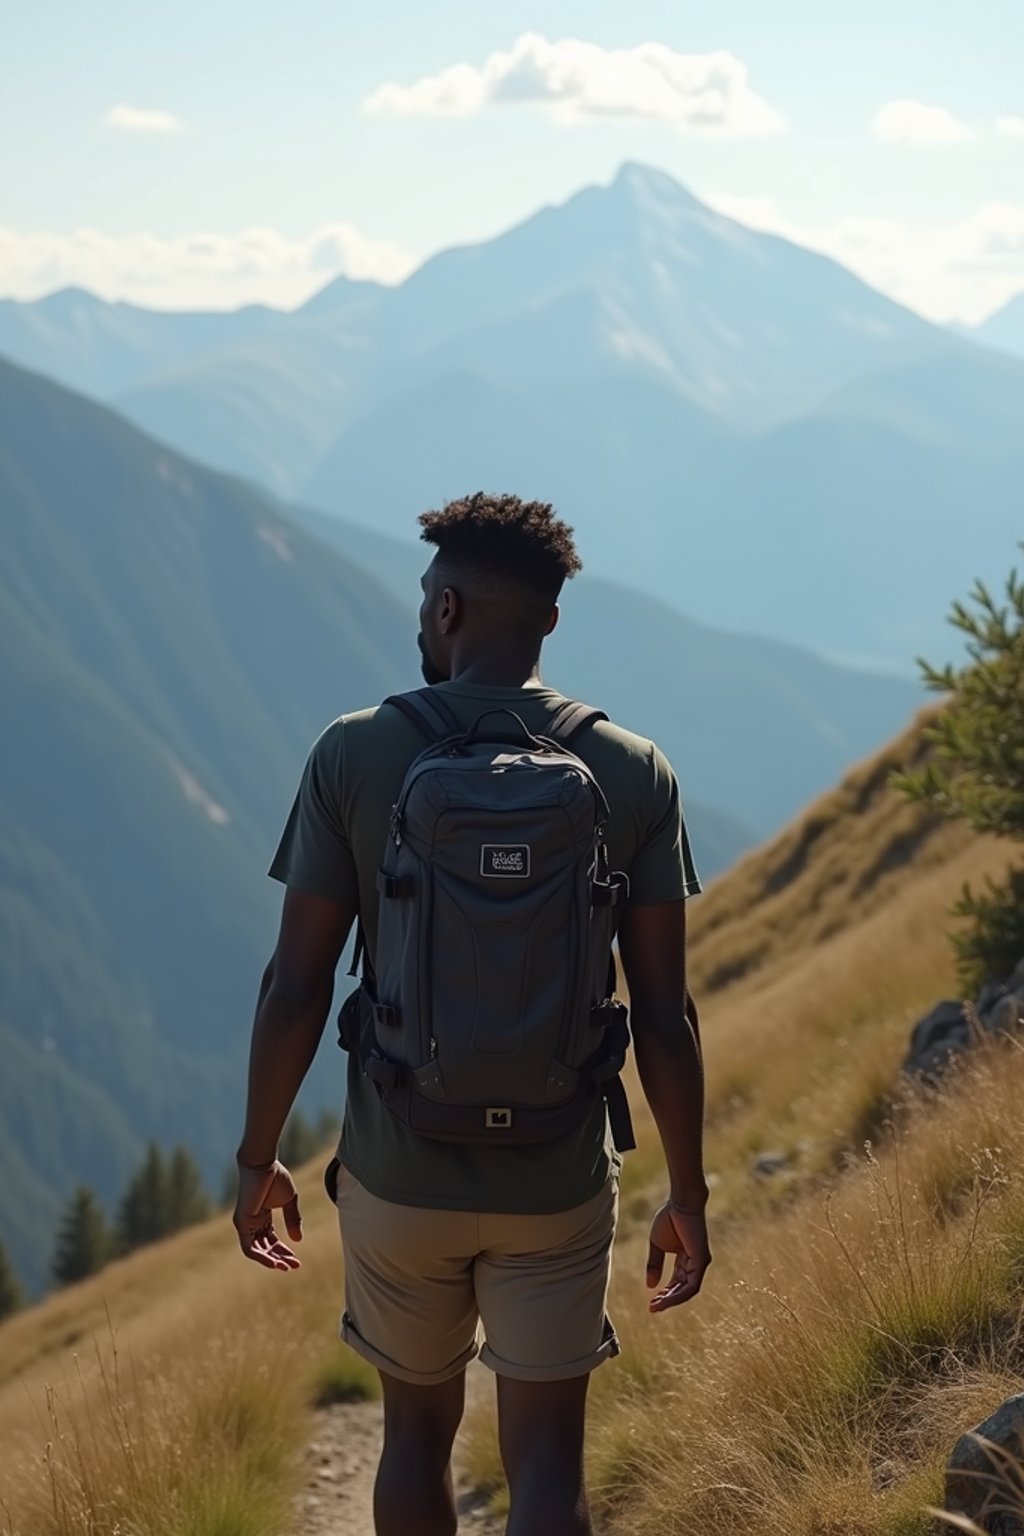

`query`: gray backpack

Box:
[339,687,635,1151]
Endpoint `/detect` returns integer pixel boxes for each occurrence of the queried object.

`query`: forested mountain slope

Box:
[0,357,412,1291]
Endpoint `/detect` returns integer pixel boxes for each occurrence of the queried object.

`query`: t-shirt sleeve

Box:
[626,742,702,905]
[267,720,359,905]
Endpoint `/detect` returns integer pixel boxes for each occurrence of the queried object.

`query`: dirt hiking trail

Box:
[295,1363,501,1535]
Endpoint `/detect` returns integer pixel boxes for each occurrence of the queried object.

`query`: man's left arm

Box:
[233,886,355,1271]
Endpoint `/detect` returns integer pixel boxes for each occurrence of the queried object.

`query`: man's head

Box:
[416,492,582,685]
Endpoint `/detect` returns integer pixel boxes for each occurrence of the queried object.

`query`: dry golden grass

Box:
[577,1037,1024,1536]
[460,713,1024,1534]
[0,1151,374,1536]
[5,709,1024,1535]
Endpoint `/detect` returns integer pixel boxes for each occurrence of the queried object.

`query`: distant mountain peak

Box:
[984,292,1024,325]
[612,161,702,206]
[299,271,383,316]
[36,285,104,312]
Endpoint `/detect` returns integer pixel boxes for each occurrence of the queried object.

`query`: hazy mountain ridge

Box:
[289,508,924,838]
[3,164,1020,668]
[968,293,1024,360]
[0,355,417,1292]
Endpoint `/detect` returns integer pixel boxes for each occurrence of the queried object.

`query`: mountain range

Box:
[2,163,1022,671]
[0,355,416,1291]
[1,347,930,1291]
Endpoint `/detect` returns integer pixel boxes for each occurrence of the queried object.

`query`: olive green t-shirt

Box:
[269,682,701,1214]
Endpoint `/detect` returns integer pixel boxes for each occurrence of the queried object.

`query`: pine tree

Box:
[117,1142,170,1252]
[0,1240,25,1319]
[893,552,1024,989]
[280,1109,318,1169]
[219,1160,239,1210]
[165,1146,210,1232]
[52,1186,111,1287]
[314,1106,341,1145]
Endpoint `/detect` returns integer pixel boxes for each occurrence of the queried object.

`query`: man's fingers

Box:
[241,1230,300,1271]
[266,1238,301,1270]
[283,1194,303,1243]
[649,1251,710,1312]
[645,1240,665,1289]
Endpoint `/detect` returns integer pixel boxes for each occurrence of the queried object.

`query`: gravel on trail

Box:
[295,1365,501,1536]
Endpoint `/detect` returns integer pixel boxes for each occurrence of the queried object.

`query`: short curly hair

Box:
[419,492,582,599]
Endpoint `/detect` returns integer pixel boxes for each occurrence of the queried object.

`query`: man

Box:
[234,493,710,1536]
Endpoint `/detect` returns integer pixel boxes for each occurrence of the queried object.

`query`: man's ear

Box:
[543,604,560,638]
[441,585,462,633]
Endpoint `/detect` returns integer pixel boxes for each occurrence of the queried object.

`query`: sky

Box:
[2,0,1023,322]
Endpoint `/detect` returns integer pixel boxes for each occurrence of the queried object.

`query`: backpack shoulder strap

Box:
[382,687,462,743]
[545,699,609,748]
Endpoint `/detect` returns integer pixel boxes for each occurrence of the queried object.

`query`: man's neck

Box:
[447,649,545,689]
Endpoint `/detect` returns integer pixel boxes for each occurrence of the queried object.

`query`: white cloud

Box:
[997,115,1024,138]
[872,98,971,146]
[708,192,1024,323]
[365,33,787,137]
[105,104,184,134]
[0,223,417,309]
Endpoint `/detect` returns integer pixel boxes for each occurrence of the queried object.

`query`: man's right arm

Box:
[618,897,711,1312]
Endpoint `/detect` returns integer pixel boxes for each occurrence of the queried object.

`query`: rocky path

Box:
[296,1365,501,1535]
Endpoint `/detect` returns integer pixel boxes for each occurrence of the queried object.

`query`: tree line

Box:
[0,1108,338,1318]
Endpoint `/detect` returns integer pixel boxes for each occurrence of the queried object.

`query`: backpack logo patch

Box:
[480,844,531,878]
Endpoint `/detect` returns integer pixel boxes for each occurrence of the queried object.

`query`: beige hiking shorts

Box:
[333,1162,620,1386]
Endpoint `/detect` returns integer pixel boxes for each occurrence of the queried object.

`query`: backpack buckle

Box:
[376,871,414,899]
[590,998,628,1031]
[373,1001,400,1028]
[365,1053,400,1092]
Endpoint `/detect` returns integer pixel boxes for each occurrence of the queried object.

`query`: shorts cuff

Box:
[479,1318,620,1383]
[340,1310,479,1386]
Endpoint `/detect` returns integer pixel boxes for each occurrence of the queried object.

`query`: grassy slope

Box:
[1,708,1022,1534]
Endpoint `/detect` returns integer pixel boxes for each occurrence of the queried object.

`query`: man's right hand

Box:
[232,1159,303,1272]
[645,1201,711,1313]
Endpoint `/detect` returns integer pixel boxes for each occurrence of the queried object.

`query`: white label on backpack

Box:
[480,844,531,878]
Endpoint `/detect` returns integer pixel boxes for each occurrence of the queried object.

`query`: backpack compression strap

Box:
[545,700,609,747]
[383,687,462,742]
[347,688,463,984]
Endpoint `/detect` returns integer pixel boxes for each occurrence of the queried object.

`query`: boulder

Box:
[977,980,1009,1020]
[903,1000,972,1079]
[986,994,1023,1037]
[946,1394,1024,1534]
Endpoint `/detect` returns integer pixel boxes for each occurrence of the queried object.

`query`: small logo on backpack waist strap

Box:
[485,1108,512,1128]
[480,844,531,878]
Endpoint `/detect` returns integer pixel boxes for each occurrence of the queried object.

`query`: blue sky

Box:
[2,0,1023,318]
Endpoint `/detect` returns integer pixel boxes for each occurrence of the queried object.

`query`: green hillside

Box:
[0,357,413,1293]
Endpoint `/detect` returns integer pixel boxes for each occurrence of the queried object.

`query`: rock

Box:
[946,1394,1024,1534]
[751,1151,790,1177]
[903,1000,972,1079]
[977,980,1009,1020]
[986,994,1023,1037]
[1007,956,1024,992]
